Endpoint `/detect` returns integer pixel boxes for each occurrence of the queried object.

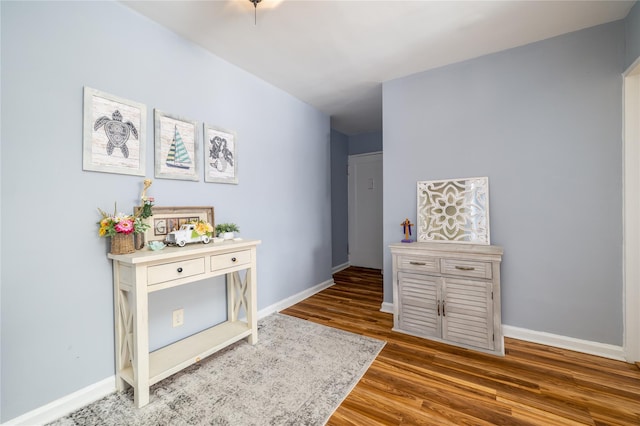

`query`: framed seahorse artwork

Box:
[82,86,147,176]
[204,124,238,184]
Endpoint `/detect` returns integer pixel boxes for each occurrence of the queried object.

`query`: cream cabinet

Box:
[390,242,504,356]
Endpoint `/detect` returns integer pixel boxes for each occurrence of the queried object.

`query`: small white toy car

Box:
[165,224,211,247]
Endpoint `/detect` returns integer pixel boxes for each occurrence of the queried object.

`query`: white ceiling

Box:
[122,0,635,135]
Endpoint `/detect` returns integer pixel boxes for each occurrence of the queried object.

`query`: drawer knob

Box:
[455,266,475,271]
[409,261,426,266]
[231,257,237,262]
[177,267,183,273]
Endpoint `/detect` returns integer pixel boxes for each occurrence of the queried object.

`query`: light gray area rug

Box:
[49,313,385,426]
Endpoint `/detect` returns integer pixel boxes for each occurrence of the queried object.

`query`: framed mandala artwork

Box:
[82,87,147,176]
[417,177,490,244]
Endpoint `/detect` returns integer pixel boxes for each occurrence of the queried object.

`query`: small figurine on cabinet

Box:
[401,218,414,243]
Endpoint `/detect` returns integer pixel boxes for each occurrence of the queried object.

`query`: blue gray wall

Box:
[348,132,383,155]
[330,130,382,268]
[383,21,625,346]
[330,129,349,268]
[626,1,640,69]
[1,1,331,421]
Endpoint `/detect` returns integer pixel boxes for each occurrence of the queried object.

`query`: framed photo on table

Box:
[154,110,200,181]
[204,124,237,184]
[82,87,147,176]
[135,206,215,243]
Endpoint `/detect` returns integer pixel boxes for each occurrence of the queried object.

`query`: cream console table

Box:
[390,242,504,356]
[108,239,261,407]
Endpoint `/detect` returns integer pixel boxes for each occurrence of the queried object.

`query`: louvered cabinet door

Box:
[397,272,441,338]
[441,277,494,351]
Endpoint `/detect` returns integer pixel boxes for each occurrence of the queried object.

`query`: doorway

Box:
[348,152,383,269]
[624,58,640,363]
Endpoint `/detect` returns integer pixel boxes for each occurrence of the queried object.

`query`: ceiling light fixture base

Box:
[249,0,262,25]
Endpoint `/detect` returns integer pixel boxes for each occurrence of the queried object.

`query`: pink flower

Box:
[115,219,134,234]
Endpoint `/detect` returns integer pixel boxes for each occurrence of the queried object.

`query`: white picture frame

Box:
[83,87,146,176]
[154,110,200,181]
[134,206,215,243]
[417,176,490,245]
[204,124,238,184]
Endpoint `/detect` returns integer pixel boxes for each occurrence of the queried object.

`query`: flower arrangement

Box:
[191,220,214,239]
[98,204,150,237]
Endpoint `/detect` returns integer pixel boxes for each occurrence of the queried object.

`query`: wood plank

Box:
[280,266,640,426]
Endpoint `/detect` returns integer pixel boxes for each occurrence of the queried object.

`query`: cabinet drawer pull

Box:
[409,261,426,266]
[442,300,446,316]
[177,267,183,273]
[231,257,237,263]
[437,300,440,316]
[455,266,475,271]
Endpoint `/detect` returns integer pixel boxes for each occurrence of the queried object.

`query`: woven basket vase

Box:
[111,233,135,255]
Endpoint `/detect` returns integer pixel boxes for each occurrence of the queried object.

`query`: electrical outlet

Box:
[172,309,184,327]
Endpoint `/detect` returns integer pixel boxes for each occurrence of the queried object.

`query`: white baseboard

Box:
[380,302,394,314]
[5,277,336,426]
[331,262,350,274]
[376,303,625,361]
[13,280,624,426]
[502,325,625,361]
[258,278,335,318]
[3,376,115,426]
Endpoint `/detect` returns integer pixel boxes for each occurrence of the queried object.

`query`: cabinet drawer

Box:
[211,250,251,272]
[397,255,439,273]
[441,258,492,279]
[147,258,205,286]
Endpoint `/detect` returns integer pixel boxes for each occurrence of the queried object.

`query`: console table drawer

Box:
[441,258,492,279]
[147,258,205,285]
[211,249,251,272]
[397,255,440,273]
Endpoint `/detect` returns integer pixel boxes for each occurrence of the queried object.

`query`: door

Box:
[398,272,441,338]
[441,277,494,351]
[624,59,640,363]
[348,152,383,269]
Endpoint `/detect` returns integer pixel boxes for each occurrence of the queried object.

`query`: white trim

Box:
[332,262,350,274]
[5,277,336,426]
[2,376,115,426]
[380,302,394,314]
[8,274,628,426]
[348,151,383,159]
[503,325,625,361]
[258,278,335,319]
[623,58,640,363]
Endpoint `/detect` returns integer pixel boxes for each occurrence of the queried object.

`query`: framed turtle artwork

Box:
[154,110,200,181]
[82,87,147,176]
[204,124,238,184]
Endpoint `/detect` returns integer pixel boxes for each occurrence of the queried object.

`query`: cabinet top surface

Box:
[389,241,503,256]
[107,239,261,264]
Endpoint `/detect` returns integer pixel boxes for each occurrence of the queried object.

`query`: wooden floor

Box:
[281,267,640,426]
